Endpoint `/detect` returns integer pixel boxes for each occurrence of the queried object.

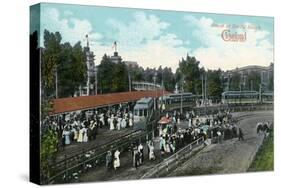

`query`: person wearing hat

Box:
[238,127,244,141]
[113,149,121,170]
[106,151,112,170]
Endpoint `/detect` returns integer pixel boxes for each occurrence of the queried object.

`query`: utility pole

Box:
[161,70,164,108]
[128,71,131,92]
[227,74,230,91]
[180,75,185,114]
[205,73,207,103]
[259,83,262,103]
[55,65,58,98]
[94,67,98,95]
[201,74,204,101]
[153,72,157,110]
[128,66,132,92]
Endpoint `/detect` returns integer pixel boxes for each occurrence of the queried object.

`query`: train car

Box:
[221,91,259,104]
[162,92,196,109]
[133,97,154,123]
[262,91,274,104]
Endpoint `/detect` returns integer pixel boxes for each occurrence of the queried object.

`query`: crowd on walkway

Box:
[42,103,135,148]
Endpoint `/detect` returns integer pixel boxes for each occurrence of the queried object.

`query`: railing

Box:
[51,129,142,169]
[141,137,205,179]
[192,104,273,116]
[46,103,273,183]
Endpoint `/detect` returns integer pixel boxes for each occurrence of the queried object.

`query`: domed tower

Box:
[85,34,96,95]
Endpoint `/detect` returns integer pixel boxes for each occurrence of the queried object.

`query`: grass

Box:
[248,132,274,172]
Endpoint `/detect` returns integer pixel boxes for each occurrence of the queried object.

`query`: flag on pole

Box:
[112,41,117,52]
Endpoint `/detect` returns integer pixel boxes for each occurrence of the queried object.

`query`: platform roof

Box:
[50,90,169,115]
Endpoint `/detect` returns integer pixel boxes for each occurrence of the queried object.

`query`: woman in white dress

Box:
[77,127,84,143]
[73,128,78,142]
[117,117,121,130]
[83,128,88,142]
[129,118,133,127]
[121,118,126,128]
[113,149,120,170]
[109,115,115,130]
[149,143,155,160]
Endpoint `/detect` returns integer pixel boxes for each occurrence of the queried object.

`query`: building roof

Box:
[134,97,153,109]
[229,65,270,73]
[50,90,169,115]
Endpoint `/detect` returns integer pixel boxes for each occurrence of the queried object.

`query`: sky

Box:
[30,3,274,72]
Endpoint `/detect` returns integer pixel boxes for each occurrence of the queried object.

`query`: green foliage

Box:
[162,67,176,92]
[98,54,129,93]
[176,54,203,94]
[207,70,223,99]
[42,29,87,98]
[42,30,62,97]
[229,71,241,91]
[245,71,261,91]
[58,42,87,97]
[40,128,59,179]
[248,133,274,172]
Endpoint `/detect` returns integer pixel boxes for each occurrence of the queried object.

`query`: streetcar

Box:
[162,92,196,109]
[133,97,154,123]
[261,91,274,104]
[221,91,259,104]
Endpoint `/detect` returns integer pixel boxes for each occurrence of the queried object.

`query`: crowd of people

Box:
[42,103,135,149]
[158,109,245,149]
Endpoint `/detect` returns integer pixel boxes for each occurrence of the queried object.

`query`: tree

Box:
[207,70,223,99]
[129,65,145,82]
[229,71,241,91]
[112,62,129,92]
[245,71,261,91]
[98,54,114,93]
[40,129,59,180]
[97,54,129,93]
[42,30,87,98]
[42,30,62,98]
[162,67,176,92]
[176,53,202,94]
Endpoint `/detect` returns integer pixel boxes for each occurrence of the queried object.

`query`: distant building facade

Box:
[124,61,138,68]
[222,63,274,91]
[110,52,122,64]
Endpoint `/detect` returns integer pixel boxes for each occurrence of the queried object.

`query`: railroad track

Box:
[46,104,273,184]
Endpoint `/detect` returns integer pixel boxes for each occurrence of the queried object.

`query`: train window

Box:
[139,109,143,117]
[144,109,147,117]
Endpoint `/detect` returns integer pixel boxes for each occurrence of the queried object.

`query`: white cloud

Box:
[107,11,170,46]
[103,12,188,72]
[183,16,273,70]
[40,8,103,47]
[40,9,188,72]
